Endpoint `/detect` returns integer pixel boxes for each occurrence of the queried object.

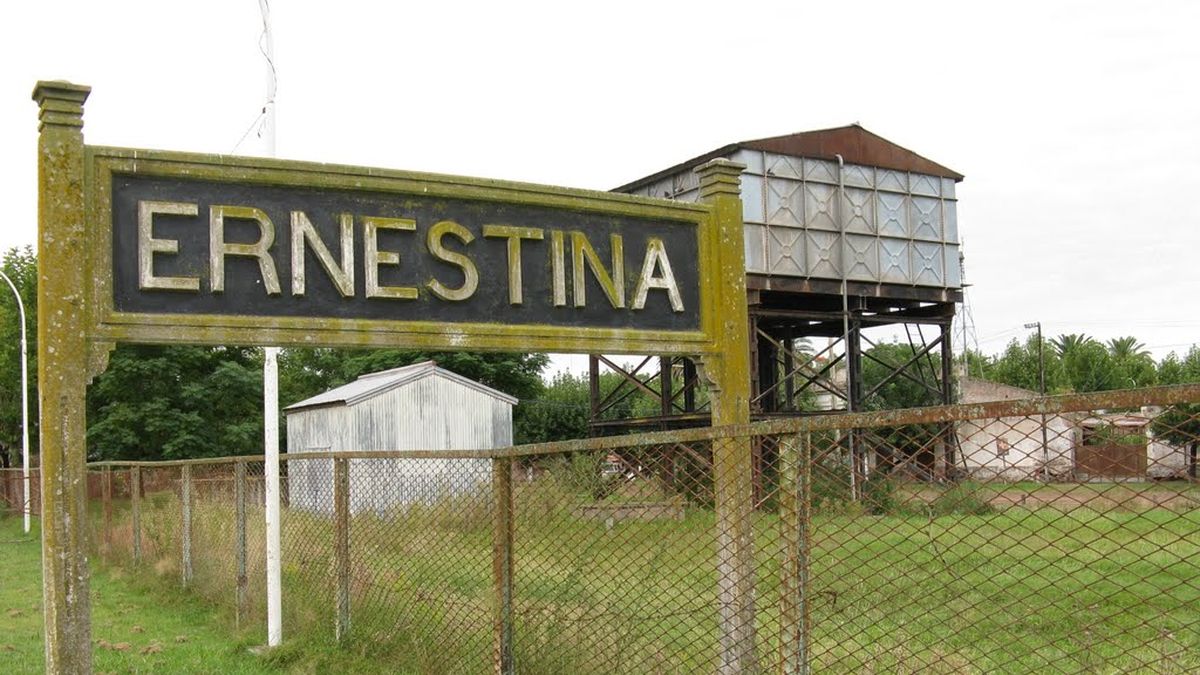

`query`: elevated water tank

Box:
[617,124,963,293]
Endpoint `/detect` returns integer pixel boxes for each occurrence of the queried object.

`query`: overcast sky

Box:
[3,0,1197,374]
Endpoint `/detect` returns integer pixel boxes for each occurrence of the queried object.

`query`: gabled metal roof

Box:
[284,360,518,413]
[614,124,963,194]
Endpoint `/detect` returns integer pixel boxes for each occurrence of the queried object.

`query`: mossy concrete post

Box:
[778,432,811,675]
[181,465,193,587]
[33,80,94,674]
[696,158,758,673]
[235,460,248,627]
[333,457,351,642]
[491,457,515,674]
[131,467,142,564]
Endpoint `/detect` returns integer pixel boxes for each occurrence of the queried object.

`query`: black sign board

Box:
[84,149,717,354]
[111,174,700,332]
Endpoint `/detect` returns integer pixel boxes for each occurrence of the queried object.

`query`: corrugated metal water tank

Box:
[621,125,962,290]
[284,361,516,515]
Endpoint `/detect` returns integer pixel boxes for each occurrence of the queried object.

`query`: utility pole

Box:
[1025,322,1050,480]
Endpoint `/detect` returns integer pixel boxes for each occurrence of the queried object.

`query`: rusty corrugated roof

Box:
[615,124,963,193]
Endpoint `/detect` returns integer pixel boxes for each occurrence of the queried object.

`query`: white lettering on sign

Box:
[135,201,685,312]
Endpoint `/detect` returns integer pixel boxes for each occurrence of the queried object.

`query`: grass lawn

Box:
[2,511,495,674]
[9,473,1200,673]
[797,506,1200,672]
[163,479,1200,673]
[0,515,272,674]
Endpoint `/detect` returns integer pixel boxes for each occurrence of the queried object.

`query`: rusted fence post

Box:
[103,466,113,557]
[778,432,811,675]
[333,457,351,642]
[235,460,248,627]
[131,466,142,565]
[492,457,515,674]
[181,465,193,587]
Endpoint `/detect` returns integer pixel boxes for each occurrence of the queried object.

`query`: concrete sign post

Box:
[695,160,756,672]
[33,80,752,672]
[34,81,98,674]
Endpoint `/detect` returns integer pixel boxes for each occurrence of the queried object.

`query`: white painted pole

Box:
[0,270,30,534]
[258,0,283,648]
[263,346,281,647]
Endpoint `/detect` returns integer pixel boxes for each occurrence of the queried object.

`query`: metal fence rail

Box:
[8,384,1196,672]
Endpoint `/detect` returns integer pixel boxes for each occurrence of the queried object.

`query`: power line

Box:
[231,0,278,155]
[230,108,268,155]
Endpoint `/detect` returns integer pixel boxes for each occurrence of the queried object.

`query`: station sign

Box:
[34,82,753,671]
[85,149,718,354]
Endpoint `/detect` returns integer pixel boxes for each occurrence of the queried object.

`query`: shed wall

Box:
[956,415,1076,480]
[1148,437,1189,478]
[287,372,513,515]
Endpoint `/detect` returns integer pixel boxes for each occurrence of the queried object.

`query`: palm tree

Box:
[1051,333,1092,358]
[789,336,815,358]
[1106,336,1149,360]
[1107,335,1155,389]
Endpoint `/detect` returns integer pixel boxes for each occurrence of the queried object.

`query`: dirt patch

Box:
[898,483,1200,512]
[987,485,1200,512]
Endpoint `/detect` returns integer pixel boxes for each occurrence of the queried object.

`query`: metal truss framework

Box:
[588,286,959,488]
[588,355,709,433]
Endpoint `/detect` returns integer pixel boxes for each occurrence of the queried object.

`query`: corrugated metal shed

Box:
[285,361,516,514]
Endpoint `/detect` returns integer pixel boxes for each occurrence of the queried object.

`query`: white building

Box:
[285,361,516,514]
[955,378,1077,480]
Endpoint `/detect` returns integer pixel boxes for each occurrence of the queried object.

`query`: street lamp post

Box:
[0,270,31,533]
[1024,322,1050,480]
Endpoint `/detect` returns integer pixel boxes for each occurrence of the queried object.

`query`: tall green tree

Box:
[1157,347,1200,387]
[1107,336,1156,388]
[860,342,944,410]
[0,247,37,467]
[987,333,1127,394]
[86,345,264,461]
[279,348,548,407]
[983,333,1162,394]
[959,348,994,381]
[1152,346,1200,477]
[983,335,1062,393]
[515,371,590,444]
[1058,338,1114,392]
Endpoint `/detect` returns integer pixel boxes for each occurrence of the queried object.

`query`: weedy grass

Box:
[0,516,265,674]
[11,474,1200,673]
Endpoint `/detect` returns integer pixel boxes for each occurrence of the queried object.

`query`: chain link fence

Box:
[1,466,39,516]
[47,385,1200,672]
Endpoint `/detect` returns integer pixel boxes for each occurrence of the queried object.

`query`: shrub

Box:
[862,471,898,516]
[924,481,994,517]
